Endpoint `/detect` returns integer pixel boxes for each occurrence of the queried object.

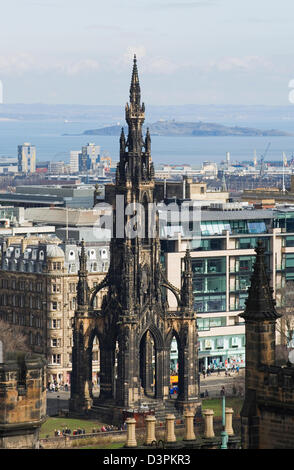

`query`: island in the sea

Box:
[78,120,292,137]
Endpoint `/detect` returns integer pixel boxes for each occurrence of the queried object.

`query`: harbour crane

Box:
[259,142,271,177]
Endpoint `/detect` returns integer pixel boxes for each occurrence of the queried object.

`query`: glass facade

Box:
[285,254,294,281]
[200,219,268,236]
[191,238,224,251]
[236,236,269,251]
[174,209,294,370]
[192,257,226,313]
[197,316,226,331]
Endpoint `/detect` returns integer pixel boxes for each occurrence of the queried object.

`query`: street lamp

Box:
[220,395,228,449]
[57,395,60,416]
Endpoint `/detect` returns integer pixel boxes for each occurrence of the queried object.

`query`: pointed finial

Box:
[130,53,141,106]
[240,241,281,322]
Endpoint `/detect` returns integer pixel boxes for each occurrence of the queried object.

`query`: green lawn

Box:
[202,397,243,417]
[40,417,108,438]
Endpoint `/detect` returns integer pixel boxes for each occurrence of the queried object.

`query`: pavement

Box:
[46,370,245,415]
[199,369,245,397]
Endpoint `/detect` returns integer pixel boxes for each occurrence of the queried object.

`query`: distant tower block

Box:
[226,152,230,169]
[253,150,257,167]
[0,80,3,104]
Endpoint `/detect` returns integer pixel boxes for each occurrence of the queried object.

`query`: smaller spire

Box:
[145,127,151,153]
[79,239,87,273]
[240,240,281,322]
[77,239,89,307]
[181,248,193,309]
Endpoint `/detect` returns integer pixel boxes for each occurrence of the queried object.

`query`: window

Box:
[194,294,226,313]
[52,354,61,364]
[204,339,212,350]
[52,301,58,310]
[52,262,61,271]
[51,338,61,347]
[216,338,224,349]
[51,319,61,329]
[231,337,240,348]
[247,221,266,234]
[192,260,204,274]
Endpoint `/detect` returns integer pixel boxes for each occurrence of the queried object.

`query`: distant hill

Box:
[82,120,292,137]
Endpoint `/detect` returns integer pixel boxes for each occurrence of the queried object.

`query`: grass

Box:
[79,442,125,449]
[40,417,107,438]
[202,397,243,417]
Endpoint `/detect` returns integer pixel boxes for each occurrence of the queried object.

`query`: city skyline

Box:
[0,0,294,105]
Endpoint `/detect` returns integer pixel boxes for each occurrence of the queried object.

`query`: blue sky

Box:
[0,0,294,105]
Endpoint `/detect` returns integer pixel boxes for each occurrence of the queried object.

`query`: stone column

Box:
[165,414,176,443]
[145,414,157,445]
[125,418,137,448]
[225,408,234,436]
[203,409,215,438]
[183,409,196,441]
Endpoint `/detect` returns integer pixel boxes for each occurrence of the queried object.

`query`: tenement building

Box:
[69,56,200,423]
[0,235,109,385]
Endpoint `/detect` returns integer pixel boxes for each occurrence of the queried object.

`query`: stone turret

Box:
[0,351,46,449]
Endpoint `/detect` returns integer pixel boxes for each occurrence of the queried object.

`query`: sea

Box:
[1,119,294,166]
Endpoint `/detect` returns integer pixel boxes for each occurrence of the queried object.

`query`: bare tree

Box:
[276,281,294,363]
[0,319,29,355]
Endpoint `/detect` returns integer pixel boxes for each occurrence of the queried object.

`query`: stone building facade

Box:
[240,240,294,449]
[0,235,109,385]
[0,349,46,448]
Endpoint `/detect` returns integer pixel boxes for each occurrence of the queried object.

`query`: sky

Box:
[0,0,294,105]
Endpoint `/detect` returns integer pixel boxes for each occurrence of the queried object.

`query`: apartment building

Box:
[17,143,36,173]
[0,236,109,385]
[162,204,294,371]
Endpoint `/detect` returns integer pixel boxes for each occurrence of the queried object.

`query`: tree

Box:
[0,319,29,356]
[276,281,294,363]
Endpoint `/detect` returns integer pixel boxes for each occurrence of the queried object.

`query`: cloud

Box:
[59,59,100,75]
[0,53,100,76]
[147,57,178,74]
[208,56,272,72]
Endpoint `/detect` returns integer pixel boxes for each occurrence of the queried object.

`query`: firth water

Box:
[1,119,294,165]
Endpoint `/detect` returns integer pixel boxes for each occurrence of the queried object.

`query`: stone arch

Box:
[138,324,164,399]
[161,282,181,307]
[138,323,164,351]
[89,276,108,308]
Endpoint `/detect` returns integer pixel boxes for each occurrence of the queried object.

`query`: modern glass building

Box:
[163,206,294,371]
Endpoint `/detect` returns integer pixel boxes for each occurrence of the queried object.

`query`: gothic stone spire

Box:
[130,54,141,108]
[77,239,89,308]
[181,248,194,310]
[125,55,145,155]
[240,240,281,322]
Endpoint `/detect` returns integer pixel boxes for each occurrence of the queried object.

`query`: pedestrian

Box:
[205,389,209,397]
[220,385,225,397]
[217,367,221,376]
[202,369,206,379]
